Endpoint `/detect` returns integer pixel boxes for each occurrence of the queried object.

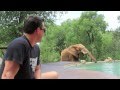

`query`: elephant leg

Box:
[68,53,80,62]
[61,51,70,61]
[68,54,75,62]
[68,54,80,66]
[74,56,79,62]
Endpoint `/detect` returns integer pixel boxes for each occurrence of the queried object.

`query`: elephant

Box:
[60,44,97,63]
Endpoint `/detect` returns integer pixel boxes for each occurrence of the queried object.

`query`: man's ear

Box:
[36,28,40,33]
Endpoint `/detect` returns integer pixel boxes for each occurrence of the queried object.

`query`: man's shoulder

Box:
[34,44,39,47]
[8,36,29,48]
[34,44,40,49]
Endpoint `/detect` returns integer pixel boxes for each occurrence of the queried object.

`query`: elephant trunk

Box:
[87,51,97,63]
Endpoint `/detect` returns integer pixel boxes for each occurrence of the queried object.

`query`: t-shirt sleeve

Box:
[4,43,25,65]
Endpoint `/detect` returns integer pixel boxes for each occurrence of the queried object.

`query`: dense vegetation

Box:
[0,11,65,57]
[0,11,120,63]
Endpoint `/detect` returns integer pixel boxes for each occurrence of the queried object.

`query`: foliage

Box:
[112,27,120,59]
[100,31,113,60]
[0,11,65,46]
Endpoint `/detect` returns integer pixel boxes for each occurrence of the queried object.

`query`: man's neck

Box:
[24,33,36,47]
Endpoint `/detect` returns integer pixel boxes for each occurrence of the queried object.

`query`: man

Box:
[0,16,58,79]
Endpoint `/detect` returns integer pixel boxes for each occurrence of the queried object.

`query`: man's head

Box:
[23,16,45,34]
[23,16,46,42]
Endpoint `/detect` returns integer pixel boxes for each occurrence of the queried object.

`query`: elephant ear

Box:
[68,45,80,57]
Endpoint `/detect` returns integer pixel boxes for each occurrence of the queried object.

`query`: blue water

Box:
[67,61,120,76]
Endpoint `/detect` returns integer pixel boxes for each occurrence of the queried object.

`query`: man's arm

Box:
[1,60,20,79]
[34,65,41,79]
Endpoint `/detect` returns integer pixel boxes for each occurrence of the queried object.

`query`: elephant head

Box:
[68,44,97,63]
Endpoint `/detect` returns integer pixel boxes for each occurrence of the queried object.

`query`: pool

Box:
[65,61,120,76]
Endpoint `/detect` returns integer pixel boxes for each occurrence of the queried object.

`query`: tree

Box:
[0,11,66,46]
[112,23,120,59]
[76,11,108,60]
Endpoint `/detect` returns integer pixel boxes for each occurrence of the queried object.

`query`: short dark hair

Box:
[23,16,44,34]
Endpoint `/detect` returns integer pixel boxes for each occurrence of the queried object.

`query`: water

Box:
[66,61,120,76]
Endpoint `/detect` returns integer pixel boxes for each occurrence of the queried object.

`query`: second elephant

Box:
[61,44,97,63]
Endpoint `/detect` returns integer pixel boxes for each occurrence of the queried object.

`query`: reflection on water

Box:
[68,61,120,76]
